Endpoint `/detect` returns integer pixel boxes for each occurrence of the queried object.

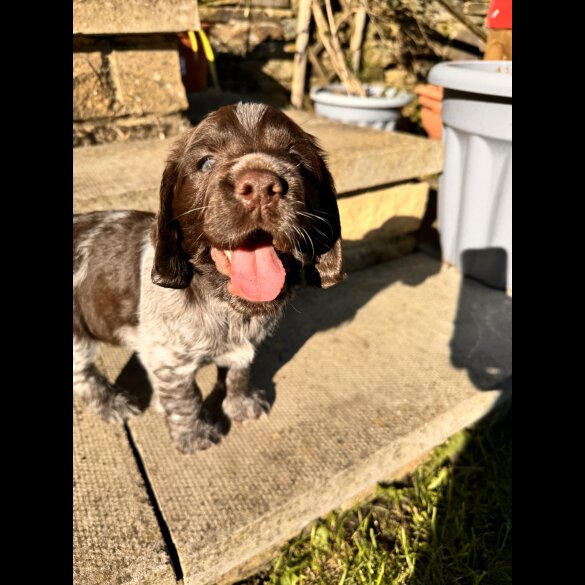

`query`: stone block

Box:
[74,47,188,122]
[261,59,294,88]
[248,21,285,45]
[209,22,249,55]
[338,182,429,271]
[73,113,188,148]
[109,49,188,116]
[73,52,115,120]
[74,0,201,34]
[199,6,294,24]
[338,182,429,242]
[210,20,284,56]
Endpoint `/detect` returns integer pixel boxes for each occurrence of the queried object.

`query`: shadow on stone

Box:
[450,248,511,391]
[113,254,444,441]
[251,255,442,416]
[342,214,423,273]
[115,354,153,412]
[114,353,233,434]
[201,367,232,434]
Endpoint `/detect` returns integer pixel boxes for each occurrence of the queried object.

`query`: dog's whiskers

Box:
[171,206,211,222]
[297,210,333,231]
[298,226,316,259]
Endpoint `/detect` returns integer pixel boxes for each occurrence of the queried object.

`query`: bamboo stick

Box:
[349,5,367,74]
[308,46,331,84]
[291,0,313,109]
[312,0,365,96]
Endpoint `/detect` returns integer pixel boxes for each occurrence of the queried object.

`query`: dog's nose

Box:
[234,170,284,207]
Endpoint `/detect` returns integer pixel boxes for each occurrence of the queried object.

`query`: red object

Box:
[486,0,512,29]
[177,33,208,92]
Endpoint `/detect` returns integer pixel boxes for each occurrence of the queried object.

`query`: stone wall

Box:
[73,0,488,146]
[73,0,200,146]
[73,35,191,146]
[201,0,487,99]
[200,3,296,100]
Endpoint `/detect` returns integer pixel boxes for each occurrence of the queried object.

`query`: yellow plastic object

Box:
[198,29,219,89]
[187,30,198,53]
[197,29,215,63]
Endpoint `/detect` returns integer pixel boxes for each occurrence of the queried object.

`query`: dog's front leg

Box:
[221,366,270,422]
[141,353,221,453]
[217,346,271,422]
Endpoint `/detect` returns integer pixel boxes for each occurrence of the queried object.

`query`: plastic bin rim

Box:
[428,60,512,98]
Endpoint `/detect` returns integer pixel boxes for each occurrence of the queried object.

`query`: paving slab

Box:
[73,111,443,212]
[94,253,511,584]
[73,398,177,585]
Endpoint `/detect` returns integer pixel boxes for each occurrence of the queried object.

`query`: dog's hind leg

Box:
[73,335,139,422]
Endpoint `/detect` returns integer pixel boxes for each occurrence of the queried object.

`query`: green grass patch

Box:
[239,403,512,585]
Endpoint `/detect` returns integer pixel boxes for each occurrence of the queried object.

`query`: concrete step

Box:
[73,111,443,213]
[78,253,511,585]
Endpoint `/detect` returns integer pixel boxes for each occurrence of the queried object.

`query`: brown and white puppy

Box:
[73,103,345,453]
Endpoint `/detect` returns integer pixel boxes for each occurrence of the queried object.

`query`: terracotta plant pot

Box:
[414,84,444,140]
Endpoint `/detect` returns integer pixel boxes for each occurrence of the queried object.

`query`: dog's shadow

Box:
[115,255,441,437]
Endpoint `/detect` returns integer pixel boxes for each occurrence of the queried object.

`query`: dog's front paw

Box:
[222,390,271,422]
[171,420,222,454]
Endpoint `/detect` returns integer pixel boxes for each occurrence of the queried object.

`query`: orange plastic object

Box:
[415,84,444,140]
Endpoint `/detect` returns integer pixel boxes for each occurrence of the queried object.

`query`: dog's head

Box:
[151,103,345,313]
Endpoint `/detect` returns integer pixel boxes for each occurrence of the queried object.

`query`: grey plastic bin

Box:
[428,61,512,290]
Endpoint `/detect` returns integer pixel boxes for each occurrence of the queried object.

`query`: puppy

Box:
[73,103,345,453]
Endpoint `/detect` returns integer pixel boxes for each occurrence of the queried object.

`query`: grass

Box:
[238,403,512,585]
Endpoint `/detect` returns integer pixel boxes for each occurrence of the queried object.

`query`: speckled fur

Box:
[73,103,344,453]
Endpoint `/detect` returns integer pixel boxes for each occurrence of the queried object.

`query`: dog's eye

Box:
[199,157,215,172]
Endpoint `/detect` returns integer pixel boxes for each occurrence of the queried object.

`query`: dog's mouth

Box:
[210,230,286,303]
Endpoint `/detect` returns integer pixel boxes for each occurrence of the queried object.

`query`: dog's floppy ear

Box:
[309,238,345,288]
[151,146,194,289]
[305,153,346,288]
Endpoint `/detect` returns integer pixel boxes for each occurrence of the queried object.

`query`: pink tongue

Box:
[229,243,286,302]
